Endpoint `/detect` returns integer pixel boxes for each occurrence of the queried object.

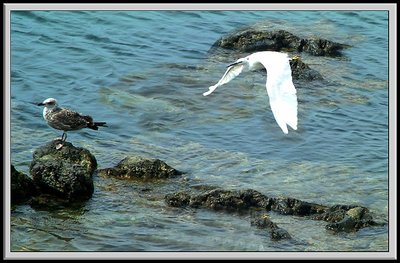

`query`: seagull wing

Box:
[48,108,88,131]
[203,63,244,96]
[258,56,298,134]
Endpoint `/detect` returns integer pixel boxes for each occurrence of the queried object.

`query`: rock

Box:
[210,29,301,53]
[29,140,96,202]
[208,27,350,82]
[301,37,350,57]
[165,187,382,237]
[210,28,350,57]
[270,197,328,216]
[189,189,253,212]
[166,188,273,212]
[289,56,323,81]
[166,189,328,216]
[165,192,191,207]
[165,189,291,241]
[251,213,292,241]
[311,208,348,223]
[98,156,182,180]
[325,206,379,233]
[311,204,358,222]
[11,165,36,204]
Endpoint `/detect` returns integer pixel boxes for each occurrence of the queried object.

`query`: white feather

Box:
[204,51,298,134]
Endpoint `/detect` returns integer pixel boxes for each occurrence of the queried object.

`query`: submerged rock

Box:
[98,156,182,180]
[29,140,96,202]
[165,188,291,241]
[165,187,381,237]
[11,165,36,204]
[251,213,292,241]
[210,28,350,57]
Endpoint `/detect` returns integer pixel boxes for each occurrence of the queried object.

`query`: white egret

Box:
[203,51,298,134]
[38,98,107,148]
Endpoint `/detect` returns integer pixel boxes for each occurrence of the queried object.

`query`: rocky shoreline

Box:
[11,140,383,240]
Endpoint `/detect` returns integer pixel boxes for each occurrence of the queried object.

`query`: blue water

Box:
[9,10,389,252]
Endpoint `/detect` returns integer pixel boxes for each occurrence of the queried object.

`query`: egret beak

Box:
[227,61,242,68]
[37,102,45,106]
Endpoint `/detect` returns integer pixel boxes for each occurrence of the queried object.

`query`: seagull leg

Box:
[61,132,67,142]
[55,132,67,150]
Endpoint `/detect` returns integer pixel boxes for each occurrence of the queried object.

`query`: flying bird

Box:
[38,98,107,148]
[203,51,298,134]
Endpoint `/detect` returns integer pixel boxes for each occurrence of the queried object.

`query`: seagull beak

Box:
[37,102,45,106]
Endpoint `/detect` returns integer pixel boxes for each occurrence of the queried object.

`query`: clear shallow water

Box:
[9,10,389,252]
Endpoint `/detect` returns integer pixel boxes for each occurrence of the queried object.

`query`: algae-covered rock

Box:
[165,187,382,236]
[270,196,328,216]
[210,28,350,57]
[166,188,272,212]
[29,140,96,202]
[98,156,182,180]
[325,206,379,233]
[289,56,323,81]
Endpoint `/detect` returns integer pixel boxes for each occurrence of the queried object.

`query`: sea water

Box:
[9,10,389,252]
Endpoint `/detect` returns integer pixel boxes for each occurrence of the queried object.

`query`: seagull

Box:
[38,98,107,148]
[203,51,298,134]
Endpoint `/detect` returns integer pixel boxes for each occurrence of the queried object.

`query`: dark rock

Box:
[325,206,379,233]
[244,55,323,82]
[211,29,301,53]
[270,197,328,216]
[251,213,292,241]
[311,204,359,222]
[98,156,182,180]
[189,189,252,212]
[165,189,291,241]
[210,28,350,57]
[165,187,382,237]
[166,189,273,212]
[166,189,328,216]
[289,56,323,81]
[11,165,36,204]
[165,187,383,240]
[208,27,350,83]
[29,140,96,202]
[165,192,191,207]
[270,228,292,241]
[302,37,350,57]
[311,208,348,223]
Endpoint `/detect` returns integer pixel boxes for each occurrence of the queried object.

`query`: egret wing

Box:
[267,79,298,134]
[259,57,298,134]
[203,63,244,96]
